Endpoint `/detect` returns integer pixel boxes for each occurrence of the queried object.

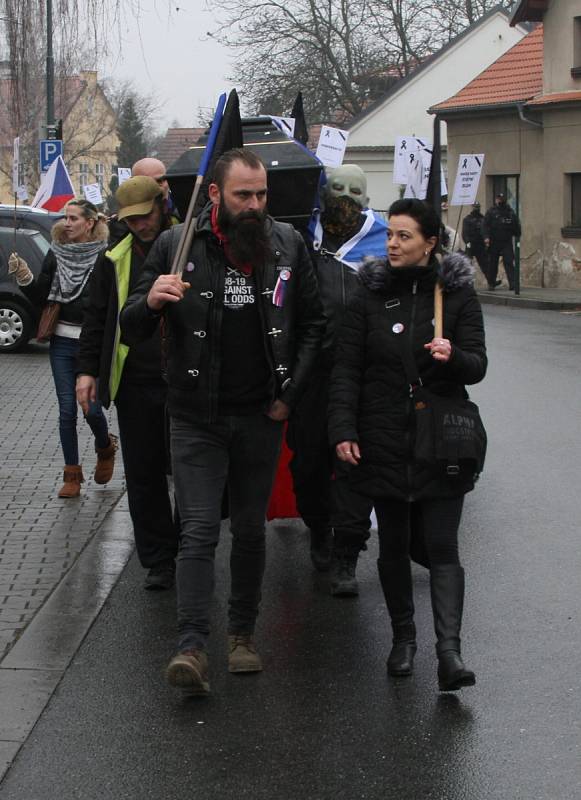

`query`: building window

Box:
[573,18,581,78]
[78,163,89,193]
[95,163,105,190]
[563,174,581,237]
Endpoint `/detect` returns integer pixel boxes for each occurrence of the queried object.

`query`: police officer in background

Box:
[482,193,521,291]
[461,202,494,287]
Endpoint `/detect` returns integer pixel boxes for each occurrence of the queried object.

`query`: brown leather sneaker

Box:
[228,635,263,673]
[166,649,210,695]
[94,434,118,485]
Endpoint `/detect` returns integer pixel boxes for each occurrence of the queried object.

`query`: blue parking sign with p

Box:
[39,140,63,173]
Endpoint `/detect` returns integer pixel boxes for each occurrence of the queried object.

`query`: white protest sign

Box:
[270,117,296,138]
[403,145,447,199]
[117,167,132,185]
[403,151,424,199]
[83,182,103,205]
[315,126,349,168]
[394,136,429,185]
[12,137,20,193]
[450,154,485,206]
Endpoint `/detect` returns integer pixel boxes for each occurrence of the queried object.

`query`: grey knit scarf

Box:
[48,240,105,304]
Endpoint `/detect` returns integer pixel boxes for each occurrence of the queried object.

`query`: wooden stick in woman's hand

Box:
[434,282,444,339]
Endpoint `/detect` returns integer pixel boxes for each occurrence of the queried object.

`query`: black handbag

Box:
[399,337,487,479]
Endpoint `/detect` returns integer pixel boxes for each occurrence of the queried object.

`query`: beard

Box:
[218,203,271,266]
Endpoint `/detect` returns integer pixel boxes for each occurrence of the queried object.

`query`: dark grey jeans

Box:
[171,414,283,653]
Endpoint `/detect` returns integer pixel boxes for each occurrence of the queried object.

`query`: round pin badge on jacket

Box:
[280,269,291,281]
[392,323,405,334]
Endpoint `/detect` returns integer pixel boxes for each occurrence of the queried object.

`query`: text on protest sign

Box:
[450,154,485,206]
[83,183,103,205]
[315,126,350,168]
[117,167,132,185]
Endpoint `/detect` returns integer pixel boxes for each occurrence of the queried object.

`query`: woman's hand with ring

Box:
[424,337,452,363]
[335,440,361,466]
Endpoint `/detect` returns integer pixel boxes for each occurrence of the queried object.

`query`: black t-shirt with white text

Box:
[218,264,272,415]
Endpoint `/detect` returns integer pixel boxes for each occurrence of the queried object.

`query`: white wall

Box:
[344,12,526,209]
[348,13,526,148]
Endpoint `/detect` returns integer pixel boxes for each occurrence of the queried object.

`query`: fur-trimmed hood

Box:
[51,217,109,245]
[359,252,475,295]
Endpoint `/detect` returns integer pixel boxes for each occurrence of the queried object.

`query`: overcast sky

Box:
[102,0,235,131]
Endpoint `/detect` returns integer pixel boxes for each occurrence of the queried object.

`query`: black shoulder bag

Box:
[399,336,487,480]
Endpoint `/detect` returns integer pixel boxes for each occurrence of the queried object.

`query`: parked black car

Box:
[0,205,62,243]
[0,227,50,352]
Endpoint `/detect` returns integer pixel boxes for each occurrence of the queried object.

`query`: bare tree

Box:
[209,0,387,121]
[0,0,139,189]
[210,0,514,122]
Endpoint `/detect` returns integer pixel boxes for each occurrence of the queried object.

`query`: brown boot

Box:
[58,466,84,498]
[94,434,118,485]
[228,635,263,673]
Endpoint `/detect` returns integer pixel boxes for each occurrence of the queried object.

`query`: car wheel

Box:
[0,301,33,352]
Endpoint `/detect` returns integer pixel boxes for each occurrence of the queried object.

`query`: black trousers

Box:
[115,380,179,568]
[374,496,464,566]
[468,244,489,283]
[488,242,515,289]
[287,367,372,554]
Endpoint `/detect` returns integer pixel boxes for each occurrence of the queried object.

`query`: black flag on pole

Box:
[290,92,308,146]
[426,114,442,223]
[194,88,243,214]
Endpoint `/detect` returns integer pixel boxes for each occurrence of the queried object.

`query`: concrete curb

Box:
[0,499,134,783]
[477,291,581,311]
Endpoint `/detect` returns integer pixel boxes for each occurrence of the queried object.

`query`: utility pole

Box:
[46,0,55,138]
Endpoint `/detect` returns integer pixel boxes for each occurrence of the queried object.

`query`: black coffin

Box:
[166,117,322,229]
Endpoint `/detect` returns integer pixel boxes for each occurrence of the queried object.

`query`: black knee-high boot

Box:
[430,564,475,691]
[377,558,417,676]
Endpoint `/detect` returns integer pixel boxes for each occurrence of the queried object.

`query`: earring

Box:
[424,250,429,256]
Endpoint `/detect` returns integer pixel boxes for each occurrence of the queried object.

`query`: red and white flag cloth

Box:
[31,156,75,211]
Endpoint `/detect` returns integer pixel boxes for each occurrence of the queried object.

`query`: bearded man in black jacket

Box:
[120,148,325,695]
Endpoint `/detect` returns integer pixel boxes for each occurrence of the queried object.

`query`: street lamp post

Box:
[46,0,55,138]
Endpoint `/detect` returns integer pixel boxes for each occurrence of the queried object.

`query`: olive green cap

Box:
[116,176,162,220]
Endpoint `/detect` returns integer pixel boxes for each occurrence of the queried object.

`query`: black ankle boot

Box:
[430,564,476,692]
[387,623,417,676]
[377,558,417,677]
[310,527,333,572]
[330,552,359,596]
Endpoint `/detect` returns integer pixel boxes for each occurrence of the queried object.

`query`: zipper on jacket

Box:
[406,279,419,502]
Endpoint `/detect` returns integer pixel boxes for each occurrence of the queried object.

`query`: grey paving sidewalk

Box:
[0,343,126,660]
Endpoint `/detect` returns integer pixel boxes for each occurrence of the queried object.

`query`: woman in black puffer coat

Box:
[328,198,487,692]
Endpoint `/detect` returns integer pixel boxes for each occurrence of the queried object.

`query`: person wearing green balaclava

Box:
[287,164,374,596]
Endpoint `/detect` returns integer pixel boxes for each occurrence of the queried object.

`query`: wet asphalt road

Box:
[1,305,581,800]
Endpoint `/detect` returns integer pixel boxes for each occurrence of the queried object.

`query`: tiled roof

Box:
[432,24,543,112]
[527,91,581,106]
[155,128,205,167]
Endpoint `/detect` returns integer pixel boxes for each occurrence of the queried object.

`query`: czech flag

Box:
[31,156,75,211]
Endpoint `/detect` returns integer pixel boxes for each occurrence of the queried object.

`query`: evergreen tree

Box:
[116,96,147,166]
